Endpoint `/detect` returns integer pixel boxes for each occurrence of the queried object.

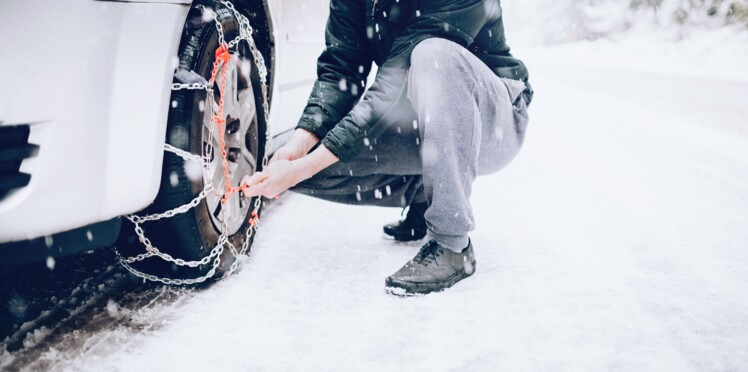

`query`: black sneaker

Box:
[385,240,476,296]
[383,202,428,241]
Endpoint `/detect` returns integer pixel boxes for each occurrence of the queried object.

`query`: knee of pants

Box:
[409,38,469,87]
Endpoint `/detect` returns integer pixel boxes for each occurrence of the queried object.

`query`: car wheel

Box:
[118,1,268,283]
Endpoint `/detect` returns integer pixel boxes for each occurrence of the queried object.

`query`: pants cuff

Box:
[427,231,469,253]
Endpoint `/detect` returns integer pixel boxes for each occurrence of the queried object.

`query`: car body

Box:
[0,0,327,264]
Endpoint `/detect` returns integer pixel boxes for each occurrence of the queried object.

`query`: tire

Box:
[118,1,268,282]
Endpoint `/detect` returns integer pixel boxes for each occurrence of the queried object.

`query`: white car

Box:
[0,0,327,280]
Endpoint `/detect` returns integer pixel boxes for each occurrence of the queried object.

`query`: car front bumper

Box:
[0,0,189,243]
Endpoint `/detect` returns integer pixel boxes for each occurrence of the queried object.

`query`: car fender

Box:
[0,1,189,242]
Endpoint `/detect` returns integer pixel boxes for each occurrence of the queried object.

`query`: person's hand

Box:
[269,129,319,165]
[270,143,305,164]
[241,142,339,199]
[240,159,303,198]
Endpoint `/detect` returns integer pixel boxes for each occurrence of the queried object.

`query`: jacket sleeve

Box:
[321,0,498,163]
[295,0,374,142]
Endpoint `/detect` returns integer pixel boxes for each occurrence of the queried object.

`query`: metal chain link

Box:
[164,143,204,164]
[170,82,213,91]
[115,0,271,285]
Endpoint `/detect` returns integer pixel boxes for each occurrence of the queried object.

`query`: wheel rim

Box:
[203,54,258,236]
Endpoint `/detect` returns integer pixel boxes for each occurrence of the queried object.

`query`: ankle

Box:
[405,201,428,222]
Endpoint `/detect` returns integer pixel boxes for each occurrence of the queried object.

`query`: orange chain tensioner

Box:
[209,43,257,226]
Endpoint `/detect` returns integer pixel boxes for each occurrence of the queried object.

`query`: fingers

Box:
[240,171,268,197]
[269,147,295,165]
[240,174,252,188]
[244,179,270,198]
[247,171,268,186]
[239,160,295,198]
[270,143,309,165]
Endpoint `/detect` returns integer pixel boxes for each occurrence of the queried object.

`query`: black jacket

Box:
[296,0,533,162]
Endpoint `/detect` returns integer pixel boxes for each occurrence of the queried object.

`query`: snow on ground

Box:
[20,36,748,371]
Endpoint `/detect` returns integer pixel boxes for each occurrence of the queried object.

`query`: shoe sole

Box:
[382,228,427,242]
[382,233,427,242]
[384,263,476,296]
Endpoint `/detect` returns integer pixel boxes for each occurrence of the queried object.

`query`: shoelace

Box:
[413,241,443,266]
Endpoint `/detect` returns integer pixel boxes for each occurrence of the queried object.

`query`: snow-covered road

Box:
[16,49,748,371]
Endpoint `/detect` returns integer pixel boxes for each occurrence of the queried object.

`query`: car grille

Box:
[0,124,39,200]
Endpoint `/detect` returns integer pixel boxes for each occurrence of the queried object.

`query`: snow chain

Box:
[115,0,272,286]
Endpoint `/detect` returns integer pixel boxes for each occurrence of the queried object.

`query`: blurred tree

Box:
[502,0,748,44]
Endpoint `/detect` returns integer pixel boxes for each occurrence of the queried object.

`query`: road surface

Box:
[3,48,748,371]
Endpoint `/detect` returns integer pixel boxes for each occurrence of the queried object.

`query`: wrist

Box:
[292,143,338,183]
[293,128,319,153]
[291,156,316,183]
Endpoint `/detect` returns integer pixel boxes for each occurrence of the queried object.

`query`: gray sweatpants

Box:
[293,38,529,252]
